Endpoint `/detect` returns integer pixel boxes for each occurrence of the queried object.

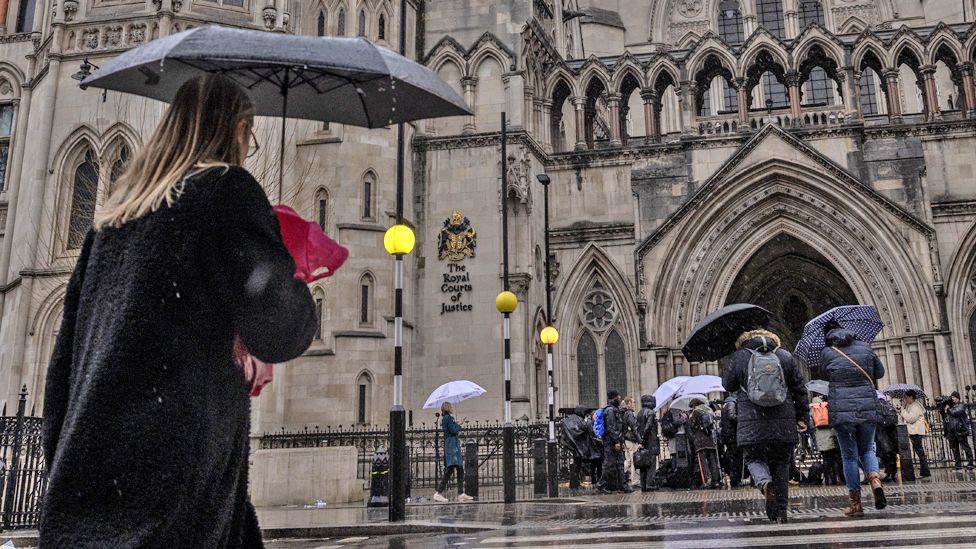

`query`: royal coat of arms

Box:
[438,210,477,262]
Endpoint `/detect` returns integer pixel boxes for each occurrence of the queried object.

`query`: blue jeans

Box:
[834,423,881,492]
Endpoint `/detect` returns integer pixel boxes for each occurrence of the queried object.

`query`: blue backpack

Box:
[593,408,606,438]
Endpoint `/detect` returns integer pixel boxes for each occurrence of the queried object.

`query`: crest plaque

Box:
[438,210,477,262]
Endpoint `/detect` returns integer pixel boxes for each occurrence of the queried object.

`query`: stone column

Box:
[892,343,906,383]
[573,97,586,150]
[882,69,903,122]
[541,100,553,152]
[922,336,942,398]
[656,352,669,387]
[786,70,802,122]
[783,9,799,40]
[743,15,758,35]
[680,80,697,134]
[641,89,657,141]
[461,76,477,134]
[607,93,622,146]
[908,341,923,389]
[735,77,749,126]
[959,62,976,118]
[921,65,941,121]
[672,354,685,378]
[849,70,863,121]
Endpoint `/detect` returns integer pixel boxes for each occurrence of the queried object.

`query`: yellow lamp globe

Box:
[384,224,416,256]
[540,326,559,345]
[495,291,518,314]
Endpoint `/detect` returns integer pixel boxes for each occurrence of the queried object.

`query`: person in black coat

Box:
[636,395,660,491]
[814,324,887,517]
[598,390,632,493]
[40,75,316,547]
[722,330,809,523]
[941,391,975,470]
[560,406,599,492]
[720,396,743,487]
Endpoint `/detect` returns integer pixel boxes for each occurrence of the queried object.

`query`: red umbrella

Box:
[273,204,349,283]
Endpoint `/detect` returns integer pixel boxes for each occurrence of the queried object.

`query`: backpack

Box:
[879,399,898,428]
[692,408,713,435]
[745,340,788,407]
[593,407,605,439]
[811,401,830,428]
[660,409,679,438]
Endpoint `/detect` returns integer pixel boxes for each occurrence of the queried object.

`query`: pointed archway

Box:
[726,233,857,352]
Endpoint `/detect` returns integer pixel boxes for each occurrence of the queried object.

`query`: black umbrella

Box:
[681,304,772,363]
[79,25,470,189]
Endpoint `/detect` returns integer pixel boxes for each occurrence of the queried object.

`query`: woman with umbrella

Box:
[41,75,316,547]
[433,402,475,503]
[898,389,931,478]
[813,320,887,517]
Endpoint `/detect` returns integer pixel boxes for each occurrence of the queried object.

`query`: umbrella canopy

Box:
[669,393,709,412]
[681,304,772,362]
[273,205,349,283]
[654,376,691,411]
[80,25,470,126]
[423,380,486,410]
[883,383,927,400]
[805,380,830,396]
[675,375,725,397]
[794,305,884,372]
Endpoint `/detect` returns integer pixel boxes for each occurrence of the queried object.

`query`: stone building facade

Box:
[1,1,976,432]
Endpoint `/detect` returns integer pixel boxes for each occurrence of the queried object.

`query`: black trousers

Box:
[638,455,658,489]
[821,448,843,485]
[437,464,464,495]
[950,435,975,467]
[600,444,626,492]
[697,449,722,486]
[909,434,930,476]
[570,456,585,489]
[722,443,743,486]
[743,443,794,517]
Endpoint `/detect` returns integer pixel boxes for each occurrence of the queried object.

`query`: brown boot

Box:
[844,490,864,517]
[867,472,887,510]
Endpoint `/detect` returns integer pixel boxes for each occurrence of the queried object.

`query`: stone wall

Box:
[250,447,362,506]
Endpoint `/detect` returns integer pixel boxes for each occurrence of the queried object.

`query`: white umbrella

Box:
[675,375,725,397]
[654,376,691,411]
[670,393,709,411]
[423,380,486,409]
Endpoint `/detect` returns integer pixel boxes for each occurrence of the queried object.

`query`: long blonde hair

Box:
[95,74,255,229]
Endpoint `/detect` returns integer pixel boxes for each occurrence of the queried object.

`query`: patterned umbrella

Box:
[794,305,884,372]
[883,383,927,400]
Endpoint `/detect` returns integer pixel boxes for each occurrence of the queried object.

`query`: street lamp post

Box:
[389,0,411,523]
[497,112,517,505]
[536,173,559,497]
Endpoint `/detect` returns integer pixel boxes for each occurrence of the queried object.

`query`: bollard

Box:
[367,447,390,507]
[547,440,559,497]
[463,441,479,500]
[896,424,915,481]
[533,438,547,496]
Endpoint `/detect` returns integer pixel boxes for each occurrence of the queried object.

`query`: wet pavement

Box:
[263,469,976,548]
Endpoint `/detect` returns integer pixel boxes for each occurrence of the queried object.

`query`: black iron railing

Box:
[0,386,46,531]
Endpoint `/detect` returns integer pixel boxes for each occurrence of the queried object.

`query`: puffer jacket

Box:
[637,395,660,455]
[814,328,885,427]
[722,335,809,446]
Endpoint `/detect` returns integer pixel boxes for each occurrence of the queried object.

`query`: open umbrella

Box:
[653,376,691,411]
[794,305,884,372]
[675,375,725,397]
[669,393,709,412]
[681,304,771,363]
[79,25,471,189]
[806,380,829,396]
[423,380,486,410]
[883,383,927,400]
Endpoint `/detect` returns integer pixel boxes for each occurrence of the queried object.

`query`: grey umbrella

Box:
[79,25,470,184]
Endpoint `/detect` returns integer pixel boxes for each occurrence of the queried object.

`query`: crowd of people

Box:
[558,324,976,523]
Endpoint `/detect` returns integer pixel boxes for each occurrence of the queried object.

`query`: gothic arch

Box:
[469,39,512,77]
[740,42,790,76]
[0,61,26,99]
[792,30,845,73]
[544,67,580,100]
[647,57,681,90]
[686,38,740,81]
[944,220,976,387]
[576,59,612,96]
[27,283,67,411]
[925,30,964,66]
[647,154,938,348]
[889,33,926,70]
[611,59,646,93]
[852,38,890,72]
[553,244,640,408]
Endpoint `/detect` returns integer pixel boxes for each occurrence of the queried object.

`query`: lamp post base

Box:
[389,406,407,522]
[503,424,516,503]
[547,440,559,497]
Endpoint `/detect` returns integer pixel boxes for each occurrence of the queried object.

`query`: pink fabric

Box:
[234,206,347,396]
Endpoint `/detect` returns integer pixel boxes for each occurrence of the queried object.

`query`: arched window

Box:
[577,332,599,409]
[378,14,386,40]
[969,309,976,379]
[798,0,824,28]
[337,9,346,36]
[604,330,627,398]
[68,148,99,249]
[16,0,36,33]
[313,289,324,340]
[358,10,367,37]
[718,0,744,45]
[362,172,375,220]
[357,372,373,424]
[0,104,15,192]
[359,273,374,325]
[756,0,785,40]
[109,143,129,193]
[805,66,834,106]
[761,72,789,108]
[860,68,881,115]
[317,11,326,36]
[315,188,329,231]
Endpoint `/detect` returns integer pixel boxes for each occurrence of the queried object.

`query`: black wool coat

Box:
[40,167,316,548]
[813,329,885,427]
[721,338,809,447]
